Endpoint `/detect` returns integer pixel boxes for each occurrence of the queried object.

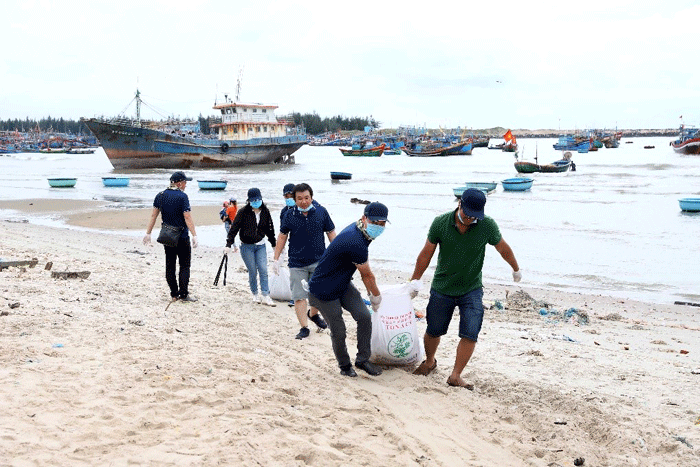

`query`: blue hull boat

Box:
[501,178,534,191]
[102,177,130,187]
[679,198,700,212]
[331,171,352,180]
[48,178,77,187]
[198,180,227,190]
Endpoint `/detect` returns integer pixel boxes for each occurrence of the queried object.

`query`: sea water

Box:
[1,137,699,306]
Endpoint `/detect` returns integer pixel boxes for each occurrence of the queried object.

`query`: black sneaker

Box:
[307,310,328,329]
[355,361,382,376]
[340,365,357,377]
[295,327,310,340]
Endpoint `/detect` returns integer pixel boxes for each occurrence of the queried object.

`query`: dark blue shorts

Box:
[425,288,484,341]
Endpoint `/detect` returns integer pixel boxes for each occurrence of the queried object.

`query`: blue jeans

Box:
[240,243,269,296]
[425,288,484,341]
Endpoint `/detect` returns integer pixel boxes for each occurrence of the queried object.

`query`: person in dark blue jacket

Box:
[143,171,198,303]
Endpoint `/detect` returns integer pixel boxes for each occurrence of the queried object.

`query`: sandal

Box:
[412,359,437,376]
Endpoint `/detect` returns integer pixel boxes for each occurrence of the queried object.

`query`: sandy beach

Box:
[1,201,699,466]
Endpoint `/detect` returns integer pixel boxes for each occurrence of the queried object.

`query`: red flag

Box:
[503,129,513,142]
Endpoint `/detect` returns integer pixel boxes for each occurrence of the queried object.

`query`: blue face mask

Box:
[284,198,296,207]
[250,200,263,209]
[365,223,385,239]
[298,205,314,213]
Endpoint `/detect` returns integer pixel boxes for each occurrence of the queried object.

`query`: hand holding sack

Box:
[369,293,382,312]
[191,236,198,249]
[272,258,281,276]
[407,279,423,299]
[513,270,522,282]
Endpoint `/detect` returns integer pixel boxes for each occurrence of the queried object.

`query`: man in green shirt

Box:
[411,188,521,389]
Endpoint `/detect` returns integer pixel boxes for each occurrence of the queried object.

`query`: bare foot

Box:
[447,376,474,390]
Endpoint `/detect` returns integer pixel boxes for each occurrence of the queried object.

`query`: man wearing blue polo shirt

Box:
[307,202,389,377]
[411,188,521,389]
[273,183,336,339]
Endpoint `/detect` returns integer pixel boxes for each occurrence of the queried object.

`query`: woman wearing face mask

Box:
[224,187,277,306]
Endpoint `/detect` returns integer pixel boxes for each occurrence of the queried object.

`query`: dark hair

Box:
[293,183,313,199]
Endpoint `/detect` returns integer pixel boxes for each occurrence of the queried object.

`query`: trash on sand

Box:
[539,308,548,315]
[52,343,64,348]
[574,458,585,466]
[493,300,503,310]
[564,307,589,325]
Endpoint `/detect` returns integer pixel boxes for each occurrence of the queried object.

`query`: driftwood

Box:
[0,259,38,270]
[51,271,91,280]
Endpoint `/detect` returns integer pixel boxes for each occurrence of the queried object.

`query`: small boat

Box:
[679,198,700,212]
[403,141,467,157]
[539,160,571,173]
[197,180,227,190]
[501,177,534,191]
[644,145,655,149]
[102,177,130,187]
[671,125,700,155]
[339,143,385,157]
[453,182,498,198]
[330,171,352,180]
[514,161,540,173]
[48,178,77,187]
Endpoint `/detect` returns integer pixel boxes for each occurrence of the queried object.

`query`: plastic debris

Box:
[539,308,548,315]
[494,300,503,310]
[52,343,64,348]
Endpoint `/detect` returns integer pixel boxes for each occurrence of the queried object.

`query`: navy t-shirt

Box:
[308,222,370,301]
[280,203,335,268]
[153,188,191,239]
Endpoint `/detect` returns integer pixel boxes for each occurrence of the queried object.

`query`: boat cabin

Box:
[211,102,291,141]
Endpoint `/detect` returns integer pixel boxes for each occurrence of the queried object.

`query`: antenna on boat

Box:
[535,142,538,164]
[235,66,244,103]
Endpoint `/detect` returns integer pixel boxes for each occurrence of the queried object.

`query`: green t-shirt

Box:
[427,210,502,296]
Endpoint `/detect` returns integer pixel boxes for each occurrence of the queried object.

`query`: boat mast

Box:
[135,89,141,125]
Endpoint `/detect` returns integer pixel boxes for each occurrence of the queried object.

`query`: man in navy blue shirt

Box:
[307,202,388,377]
[143,171,198,303]
[273,183,336,339]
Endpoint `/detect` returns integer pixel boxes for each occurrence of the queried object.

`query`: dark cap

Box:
[364,201,389,222]
[460,188,486,220]
[247,187,262,201]
[229,197,236,203]
[170,171,192,183]
[283,183,295,195]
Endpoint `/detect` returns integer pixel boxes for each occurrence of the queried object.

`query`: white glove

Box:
[513,270,522,282]
[142,234,151,245]
[301,279,309,292]
[408,279,422,299]
[191,236,198,249]
[369,293,382,312]
[272,259,281,275]
[223,246,232,256]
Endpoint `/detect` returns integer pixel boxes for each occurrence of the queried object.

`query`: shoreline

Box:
[1,207,699,464]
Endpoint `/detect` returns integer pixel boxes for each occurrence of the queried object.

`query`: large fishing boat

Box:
[671,125,700,155]
[83,89,306,169]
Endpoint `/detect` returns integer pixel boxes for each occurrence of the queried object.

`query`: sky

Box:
[2,0,699,130]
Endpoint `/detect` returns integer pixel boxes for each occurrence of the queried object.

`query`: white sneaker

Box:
[251,293,261,304]
[262,295,276,307]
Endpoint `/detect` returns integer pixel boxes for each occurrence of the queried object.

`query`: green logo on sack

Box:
[387,332,413,358]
